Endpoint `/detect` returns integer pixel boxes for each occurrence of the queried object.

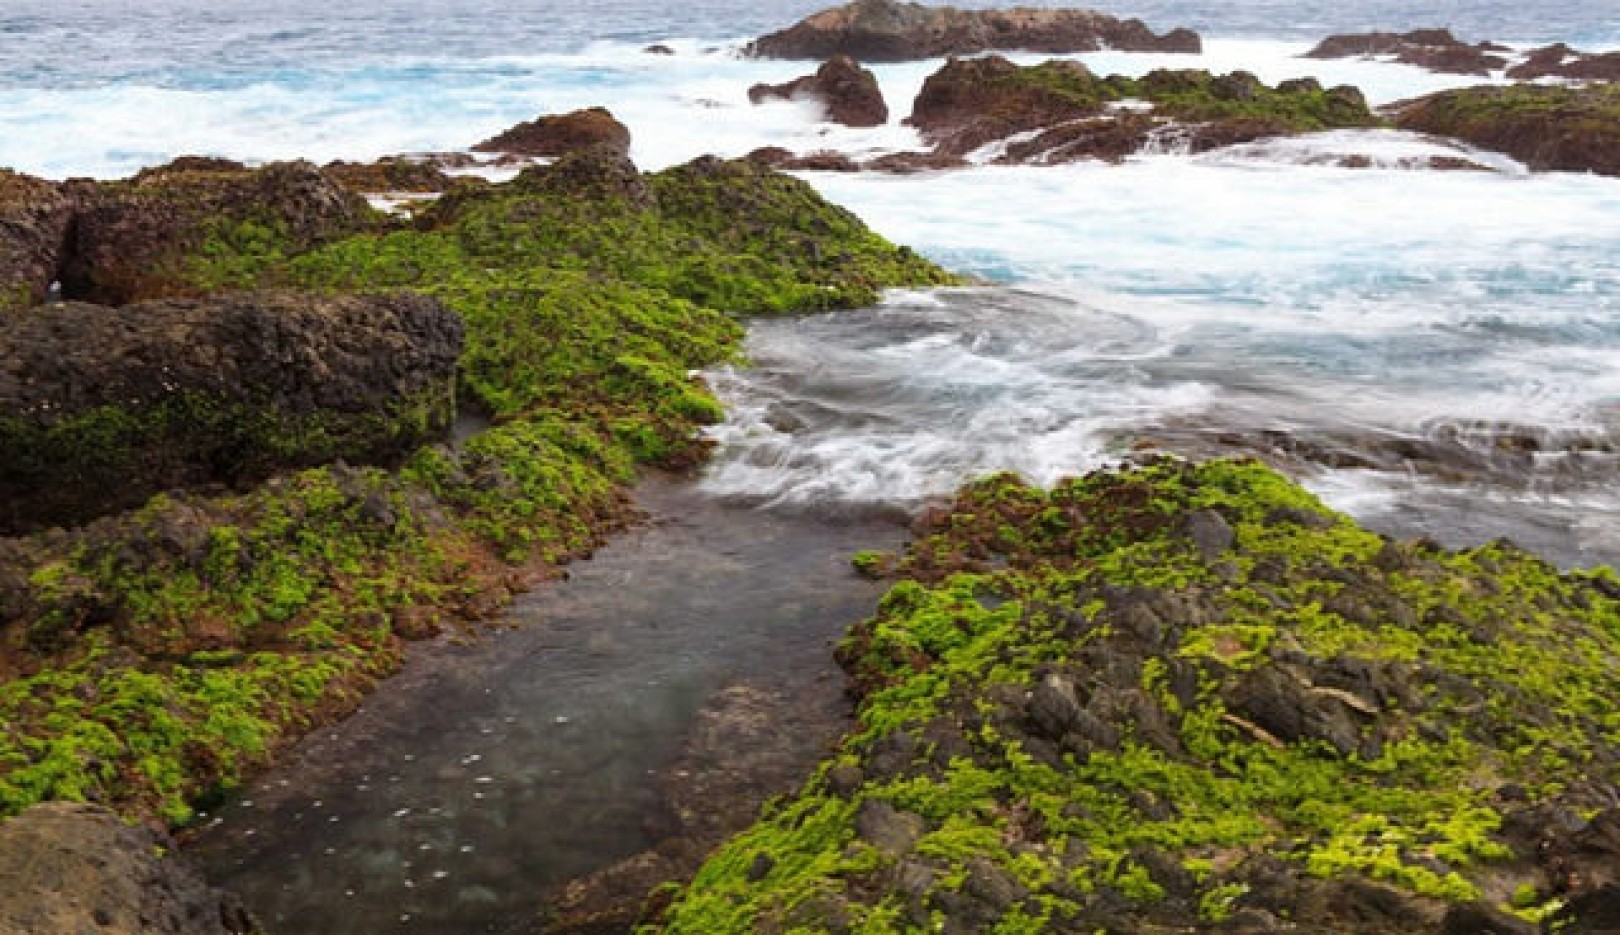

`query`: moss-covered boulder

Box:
[0,169,75,313]
[471,106,632,158]
[59,158,373,305]
[321,156,455,194]
[0,291,462,533]
[908,57,1379,160]
[657,459,1620,934]
[749,55,890,127]
[1392,84,1620,177]
[746,0,1200,62]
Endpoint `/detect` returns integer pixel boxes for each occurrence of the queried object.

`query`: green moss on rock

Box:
[1392,83,1620,176]
[657,459,1620,934]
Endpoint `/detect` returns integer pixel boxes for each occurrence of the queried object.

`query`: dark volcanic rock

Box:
[1391,84,1620,177]
[1508,43,1620,81]
[322,156,454,193]
[908,55,1109,156]
[747,0,1200,62]
[0,802,261,935]
[59,158,370,306]
[744,146,862,171]
[748,55,890,127]
[0,290,463,532]
[0,169,75,313]
[471,105,632,158]
[1305,29,1508,76]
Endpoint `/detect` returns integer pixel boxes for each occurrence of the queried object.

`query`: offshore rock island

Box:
[1,1,1620,933]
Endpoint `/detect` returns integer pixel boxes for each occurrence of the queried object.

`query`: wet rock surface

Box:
[1305,29,1510,76]
[0,802,261,935]
[0,290,463,533]
[746,0,1200,62]
[471,106,632,158]
[321,156,454,194]
[1392,83,1620,176]
[748,55,889,127]
[1506,43,1620,81]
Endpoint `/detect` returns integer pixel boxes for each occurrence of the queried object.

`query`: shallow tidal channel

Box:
[184,475,903,934]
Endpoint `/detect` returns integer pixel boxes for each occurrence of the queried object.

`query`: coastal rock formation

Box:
[1391,84,1620,176]
[322,156,454,193]
[657,458,1620,934]
[1305,29,1509,76]
[0,169,75,312]
[746,0,1200,62]
[748,55,890,127]
[60,158,370,305]
[907,57,1376,162]
[0,802,260,935]
[471,106,632,158]
[0,290,463,533]
[1507,43,1620,81]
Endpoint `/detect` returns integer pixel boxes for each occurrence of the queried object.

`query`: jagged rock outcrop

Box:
[0,290,463,533]
[0,802,261,935]
[746,0,1200,62]
[1305,29,1509,76]
[1391,84,1620,176]
[322,156,454,194]
[0,169,76,312]
[1507,43,1620,81]
[748,55,890,127]
[471,106,632,158]
[59,158,371,306]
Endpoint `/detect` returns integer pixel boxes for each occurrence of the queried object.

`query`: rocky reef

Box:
[0,291,463,533]
[1391,84,1620,177]
[654,458,1620,934]
[0,801,261,935]
[0,169,75,312]
[749,55,890,127]
[0,147,954,830]
[1305,29,1510,76]
[746,0,1200,62]
[908,57,1376,162]
[1506,43,1620,81]
[471,105,633,158]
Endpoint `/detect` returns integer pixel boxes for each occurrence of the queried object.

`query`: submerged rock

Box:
[746,0,1200,62]
[1391,84,1620,176]
[748,55,890,127]
[0,290,463,533]
[471,105,632,158]
[0,802,261,935]
[1305,29,1509,76]
[0,169,76,313]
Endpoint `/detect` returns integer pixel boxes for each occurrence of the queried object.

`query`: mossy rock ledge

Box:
[657,458,1620,934]
[0,290,464,533]
[1392,84,1620,177]
[0,147,957,829]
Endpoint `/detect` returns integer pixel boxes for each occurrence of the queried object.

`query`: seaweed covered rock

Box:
[908,57,1378,160]
[1305,29,1509,76]
[471,106,632,158]
[321,156,455,194]
[657,459,1620,934]
[0,169,75,312]
[748,55,890,127]
[747,0,1200,62]
[0,802,260,934]
[59,158,372,305]
[0,291,462,532]
[1392,84,1620,176]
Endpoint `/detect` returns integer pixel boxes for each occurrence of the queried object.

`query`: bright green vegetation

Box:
[0,151,956,825]
[657,458,1620,933]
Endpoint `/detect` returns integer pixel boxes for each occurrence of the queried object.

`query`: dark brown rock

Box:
[855,799,927,854]
[743,147,861,171]
[748,55,889,127]
[59,158,370,306]
[1391,84,1620,177]
[471,106,632,158]
[747,0,1200,62]
[1305,29,1507,76]
[864,150,971,172]
[908,55,1107,156]
[0,290,463,532]
[0,802,261,935]
[0,169,75,312]
[1508,43,1620,81]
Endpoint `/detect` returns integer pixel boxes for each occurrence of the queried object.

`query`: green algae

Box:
[0,152,955,825]
[1392,83,1620,176]
[655,459,1620,933]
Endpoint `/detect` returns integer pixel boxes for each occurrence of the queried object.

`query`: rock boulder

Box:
[746,0,1199,62]
[1392,84,1620,177]
[471,106,632,158]
[748,55,890,127]
[0,169,76,312]
[1305,29,1508,76]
